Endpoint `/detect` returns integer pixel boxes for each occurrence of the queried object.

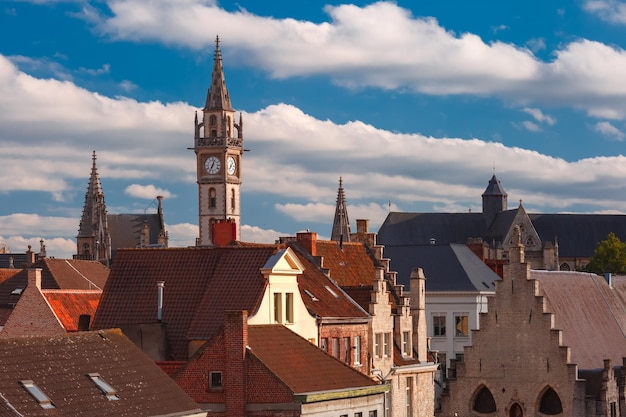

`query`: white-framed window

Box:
[406,377,413,417]
[375,333,382,358]
[353,336,361,365]
[433,314,446,336]
[285,292,294,323]
[273,293,282,323]
[455,314,469,337]
[332,337,340,358]
[344,337,351,364]
[402,331,411,356]
[383,333,391,357]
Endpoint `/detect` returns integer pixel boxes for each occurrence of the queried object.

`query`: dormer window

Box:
[325,285,339,298]
[11,288,23,295]
[87,373,119,400]
[20,380,55,409]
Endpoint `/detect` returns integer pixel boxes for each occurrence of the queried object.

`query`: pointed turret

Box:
[204,36,233,112]
[482,173,508,227]
[75,151,111,266]
[330,178,352,244]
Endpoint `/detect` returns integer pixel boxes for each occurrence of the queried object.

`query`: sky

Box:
[3,0,626,259]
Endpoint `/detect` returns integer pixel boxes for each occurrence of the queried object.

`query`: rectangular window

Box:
[433,315,446,336]
[402,331,410,355]
[455,353,465,362]
[273,293,282,323]
[20,380,54,409]
[455,314,469,337]
[332,337,340,358]
[375,333,382,358]
[383,333,391,357]
[209,371,222,389]
[355,413,363,417]
[384,391,391,417]
[439,353,447,380]
[320,337,328,352]
[285,292,294,323]
[344,337,351,364]
[353,336,361,365]
[369,411,378,417]
[406,377,413,417]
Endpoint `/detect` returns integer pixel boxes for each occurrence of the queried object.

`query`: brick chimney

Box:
[224,310,248,417]
[296,232,317,256]
[27,268,42,290]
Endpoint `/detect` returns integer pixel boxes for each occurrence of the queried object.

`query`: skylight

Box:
[325,285,339,298]
[20,380,55,409]
[87,373,119,400]
[304,289,319,301]
[11,288,23,295]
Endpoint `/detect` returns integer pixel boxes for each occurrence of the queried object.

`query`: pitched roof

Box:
[0,259,108,308]
[248,324,378,394]
[42,290,101,331]
[0,329,201,416]
[481,174,507,197]
[92,246,279,360]
[107,213,163,253]
[292,248,370,320]
[382,243,499,291]
[0,269,19,284]
[531,271,626,369]
[312,241,378,287]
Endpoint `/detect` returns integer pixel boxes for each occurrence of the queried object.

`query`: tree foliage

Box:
[585,232,626,274]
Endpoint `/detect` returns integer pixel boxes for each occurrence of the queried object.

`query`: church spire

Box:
[204,36,233,112]
[331,177,352,243]
[482,173,508,227]
[76,151,111,266]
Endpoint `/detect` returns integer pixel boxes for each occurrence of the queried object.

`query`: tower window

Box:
[539,387,563,415]
[472,385,496,413]
[209,188,216,208]
[230,189,235,212]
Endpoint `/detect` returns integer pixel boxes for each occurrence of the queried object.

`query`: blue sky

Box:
[3,0,626,258]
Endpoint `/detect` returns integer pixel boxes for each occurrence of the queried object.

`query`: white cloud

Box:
[124,184,175,199]
[521,121,542,132]
[584,0,626,24]
[78,63,110,76]
[594,121,625,141]
[522,107,556,125]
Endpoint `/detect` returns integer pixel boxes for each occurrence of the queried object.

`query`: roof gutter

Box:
[293,384,389,404]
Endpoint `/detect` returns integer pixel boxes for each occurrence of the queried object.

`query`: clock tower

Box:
[193,37,243,246]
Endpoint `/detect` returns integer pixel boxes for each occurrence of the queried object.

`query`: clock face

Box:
[204,156,220,174]
[227,156,236,175]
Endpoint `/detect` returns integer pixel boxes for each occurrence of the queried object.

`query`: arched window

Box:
[209,115,217,126]
[472,385,496,414]
[82,243,90,255]
[525,237,534,246]
[539,387,562,415]
[559,263,571,271]
[209,188,216,209]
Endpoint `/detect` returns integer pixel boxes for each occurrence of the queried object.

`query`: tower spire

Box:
[331,177,352,243]
[76,151,111,266]
[204,36,233,112]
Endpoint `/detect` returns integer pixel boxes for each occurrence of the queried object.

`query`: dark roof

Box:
[92,246,279,360]
[248,324,379,394]
[107,213,163,256]
[381,243,499,291]
[0,254,40,269]
[532,271,626,369]
[0,259,108,308]
[0,329,201,416]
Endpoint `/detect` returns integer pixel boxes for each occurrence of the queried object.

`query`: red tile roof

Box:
[313,241,378,286]
[92,246,279,360]
[532,271,626,369]
[294,250,370,319]
[0,259,108,309]
[248,324,378,393]
[0,269,19,284]
[0,329,201,416]
[42,290,102,331]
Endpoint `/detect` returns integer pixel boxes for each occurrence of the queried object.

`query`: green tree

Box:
[585,232,626,274]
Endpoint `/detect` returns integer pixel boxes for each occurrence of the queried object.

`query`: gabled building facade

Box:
[439,226,626,417]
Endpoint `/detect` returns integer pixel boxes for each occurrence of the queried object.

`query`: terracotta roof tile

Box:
[249,324,378,393]
[314,241,378,286]
[0,329,200,416]
[0,269,19,284]
[42,290,101,331]
[92,246,279,360]
[0,259,108,308]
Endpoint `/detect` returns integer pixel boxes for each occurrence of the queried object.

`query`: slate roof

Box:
[0,259,109,308]
[42,290,102,331]
[0,254,40,269]
[381,243,499,291]
[0,329,201,416]
[92,246,280,360]
[107,213,163,257]
[379,210,626,259]
[248,324,379,394]
[531,271,626,369]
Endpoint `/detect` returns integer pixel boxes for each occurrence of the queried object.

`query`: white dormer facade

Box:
[248,247,318,343]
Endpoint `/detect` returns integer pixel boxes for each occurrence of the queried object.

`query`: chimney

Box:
[25,245,35,266]
[409,268,428,363]
[27,268,42,290]
[157,281,165,322]
[224,310,248,417]
[356,219,369,234]
[296,231,317,256]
